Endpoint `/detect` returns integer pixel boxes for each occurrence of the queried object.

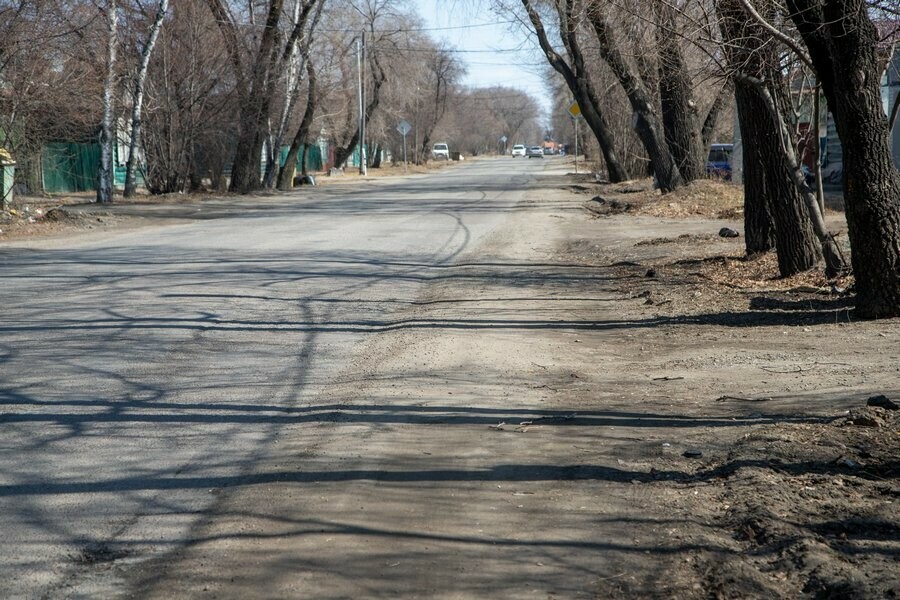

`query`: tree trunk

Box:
[372,142,382,168]
[97,0,118,204]
[655,4,705,182]
[262,0,308,190]
[734,84,776,255]
[521,0,629,182]
[227,0,285,193]
[586,7,682,192]
[719,0,821,275]
[738,79,821,274]
[787,0,900,318]
[124,0,168,198]
[277,60,317,191]
[702,80,733,148]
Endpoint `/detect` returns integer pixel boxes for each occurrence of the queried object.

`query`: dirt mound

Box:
[43,208,72,222]
[699,404,900,599]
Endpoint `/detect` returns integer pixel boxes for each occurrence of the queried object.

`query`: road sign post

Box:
[396,120,412,165]
[568,102,581,174]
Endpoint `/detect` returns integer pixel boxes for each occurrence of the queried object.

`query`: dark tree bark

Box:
[739,79,822,273]
[787,0,900,318]
[654,3,705,183]
[734,82,778,255]
[371,142,382,168]
[206,0,320,194]
[719,0,821,275]
[585,6,682,192]
[221,0,284,193]
[263,0,323,189]
[521,0,629,182]
[702,80,733,149]
[277,59,318,190]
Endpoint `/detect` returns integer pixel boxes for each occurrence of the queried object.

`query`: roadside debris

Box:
[866,394,898,411]
[586,196,631,215]
[718,227,740,238]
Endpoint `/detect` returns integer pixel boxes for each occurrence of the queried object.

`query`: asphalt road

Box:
[0,158,550,598]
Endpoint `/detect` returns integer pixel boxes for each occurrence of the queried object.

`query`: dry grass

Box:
[631,179,744,219]
[694,252,853,292]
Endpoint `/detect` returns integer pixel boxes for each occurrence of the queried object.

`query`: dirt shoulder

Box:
[130,165,897,599]
[551,172,898,598]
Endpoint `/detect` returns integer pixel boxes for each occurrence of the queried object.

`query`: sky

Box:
[415,1,552,117]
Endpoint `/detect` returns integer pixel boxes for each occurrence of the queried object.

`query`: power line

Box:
[372,44,528,54]
[208,17,518,34]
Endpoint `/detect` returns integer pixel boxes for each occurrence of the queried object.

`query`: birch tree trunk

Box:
[278,60,318,190]
[124,0,168,198]
[263,0,306,189]
[97,0,118,204]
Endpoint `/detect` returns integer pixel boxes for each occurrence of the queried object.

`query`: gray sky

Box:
[416,1,551,116]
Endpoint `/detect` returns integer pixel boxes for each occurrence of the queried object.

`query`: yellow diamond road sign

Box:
[568,101,581,118]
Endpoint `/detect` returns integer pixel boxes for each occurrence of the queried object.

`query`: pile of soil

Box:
[0,204,125,240]
[699,401,899,599]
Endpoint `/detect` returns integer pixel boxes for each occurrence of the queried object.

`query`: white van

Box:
[432,143,450,160]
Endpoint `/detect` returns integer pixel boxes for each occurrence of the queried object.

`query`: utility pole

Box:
[356,33,367,176]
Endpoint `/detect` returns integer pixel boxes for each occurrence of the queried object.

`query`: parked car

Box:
[432,143,450,160]
[706,143,733,180]
[526,146,544,158]
[511,144,526,158]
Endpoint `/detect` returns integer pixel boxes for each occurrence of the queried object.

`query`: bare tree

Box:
[716,0,851,275]
[584,1,683,191]
[654,0,706,182]
[783,0,900,318]
[519,0,630,182]
[97,0,118,204]
[332,0,406,169]
[141,0,235,193]
[123,0,168,198]
[278,59,319,189]
[417,45,464,163]
[263,0,324,189]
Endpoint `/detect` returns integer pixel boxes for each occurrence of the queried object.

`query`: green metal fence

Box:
[41,142,100,193]
[279,144,323,172]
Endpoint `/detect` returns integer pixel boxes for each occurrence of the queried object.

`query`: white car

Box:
[432,143,450,160]
[511,144,526,158]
